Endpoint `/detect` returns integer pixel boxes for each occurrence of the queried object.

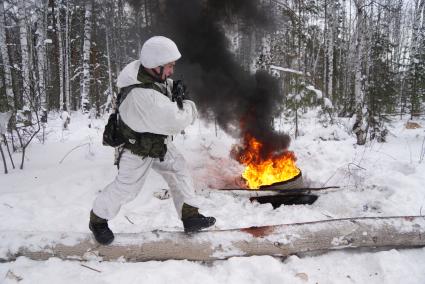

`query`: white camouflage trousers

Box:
[93,142,200,220]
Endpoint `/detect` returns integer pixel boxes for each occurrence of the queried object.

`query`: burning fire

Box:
[235,134,300,189]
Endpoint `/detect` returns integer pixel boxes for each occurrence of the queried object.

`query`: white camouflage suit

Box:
[93,60,201,220]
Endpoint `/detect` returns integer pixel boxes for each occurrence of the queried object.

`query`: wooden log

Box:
[1,216,424,262]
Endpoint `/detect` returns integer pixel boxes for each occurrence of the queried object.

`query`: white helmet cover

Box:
[140,36,182,68]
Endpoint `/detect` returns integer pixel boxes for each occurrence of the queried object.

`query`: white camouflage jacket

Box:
[117,60,198,136]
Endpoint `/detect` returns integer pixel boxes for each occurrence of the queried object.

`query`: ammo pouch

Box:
[103,112,125,147]
[119,120,167,161]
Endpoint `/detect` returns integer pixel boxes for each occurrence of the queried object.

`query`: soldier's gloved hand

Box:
[182,100,198,124]
[172,80,189,109]
[182,88,190,101]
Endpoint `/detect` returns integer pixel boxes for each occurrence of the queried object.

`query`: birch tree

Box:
[407,0,425,117]
[56,0,64,110]
[80,0,93,113]
[0,0,14,110]
[113,0,124,75]
[325,0,339,103]
[18,0,31,110]
[0,0,422,144]
[35,0,47,111]
[68,2,84,111]
[352,0,368,145]
[392,0,405,116]
[45,0,58,110]
[64,0,70,112]
[105,28,114,113]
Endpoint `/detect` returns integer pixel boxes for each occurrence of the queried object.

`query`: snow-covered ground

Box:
[1,111,425,284]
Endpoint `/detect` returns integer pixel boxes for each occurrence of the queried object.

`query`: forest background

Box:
[0,0,424,161]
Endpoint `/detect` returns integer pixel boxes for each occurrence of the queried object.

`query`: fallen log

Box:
[1,216,424,262]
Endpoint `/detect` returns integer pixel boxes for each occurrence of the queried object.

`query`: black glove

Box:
[171,80,189,110]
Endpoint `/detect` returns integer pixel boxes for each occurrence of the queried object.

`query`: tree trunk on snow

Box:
[410,0,424,73]
[391,0,402,74]
[353,0,367,145]
[64,0,70,112]
[323,0,328,96]
[326,0,336,102]
[2,216,425,262]
[105,31,114,113]
[113,0,124,76]
[392,0,403,117]
[409,0,425,118]
[0,0,14,110]
[57,3,64,110]
[36,0,47,111]
[18,0,31,109]
[80,0,93,113]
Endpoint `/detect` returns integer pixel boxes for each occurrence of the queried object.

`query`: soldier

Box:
[89,36,216,245]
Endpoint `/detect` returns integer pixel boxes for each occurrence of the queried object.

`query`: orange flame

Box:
[236,135,300,189]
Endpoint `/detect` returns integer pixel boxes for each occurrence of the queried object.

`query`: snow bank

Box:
[1,111,425,283]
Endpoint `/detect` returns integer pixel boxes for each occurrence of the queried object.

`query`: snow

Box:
[323,97,333,109]
[1,111,425,283]
[270,65,304,75]
[306,85,323,99]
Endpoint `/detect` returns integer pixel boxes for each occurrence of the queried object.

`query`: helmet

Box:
[140,36,182,68]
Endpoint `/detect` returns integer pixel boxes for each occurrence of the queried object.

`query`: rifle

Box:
[171,80,187,110]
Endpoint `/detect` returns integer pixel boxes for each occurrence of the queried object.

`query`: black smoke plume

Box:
[155,0,290,158]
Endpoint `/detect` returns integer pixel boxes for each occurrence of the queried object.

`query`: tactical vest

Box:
[119,68,170,161]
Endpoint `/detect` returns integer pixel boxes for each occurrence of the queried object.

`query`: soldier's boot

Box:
[181,203,216,233]
[89,210,115,245]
